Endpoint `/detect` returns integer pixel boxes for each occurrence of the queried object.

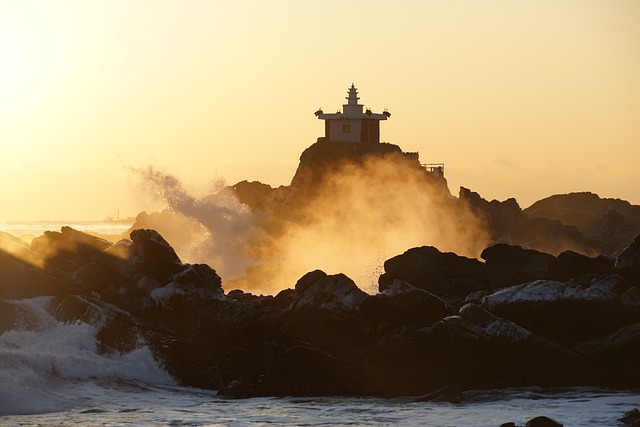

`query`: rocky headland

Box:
[2,138,640,408]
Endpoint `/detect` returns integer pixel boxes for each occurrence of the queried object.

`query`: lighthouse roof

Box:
[316,84,389,121]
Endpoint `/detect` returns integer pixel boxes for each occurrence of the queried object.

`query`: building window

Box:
[342,124,351,134]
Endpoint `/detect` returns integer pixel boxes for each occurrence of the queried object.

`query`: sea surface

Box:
[0,220,133,242]
[1,222,638,426]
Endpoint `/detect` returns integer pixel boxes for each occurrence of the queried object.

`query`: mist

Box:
[130,156,490,294]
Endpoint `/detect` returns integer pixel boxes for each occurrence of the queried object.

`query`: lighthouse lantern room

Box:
[315,84,390,143]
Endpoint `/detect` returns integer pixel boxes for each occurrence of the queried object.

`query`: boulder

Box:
[30,226,112,272]
[379,246,485,303]
[361,279,449,330]
[549,250,614,282]
[524,192,640,254]
[525,416,563,427]
[616,234,640,283]
[481,275,640,346]
[576,321,640,385]
[129,229,184,281]
[620,409,640,427]
[481,244,555,288]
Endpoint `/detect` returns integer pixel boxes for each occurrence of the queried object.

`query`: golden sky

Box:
[1,0,639,221]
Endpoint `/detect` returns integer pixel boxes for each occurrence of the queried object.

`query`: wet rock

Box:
[481,244,555,288]
[252,343,360,396]
[30,226,112,272]
[379,246,485,304]
[361,279,449,330]
[149,263,224,309]
[620,408,640,427]
[129,229,184,281]
[577,321,640,385]
[549,250,614,282]
[616,234,640,283]
[481,275,640,345]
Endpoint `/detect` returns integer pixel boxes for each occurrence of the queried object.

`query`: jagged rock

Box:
[290,270,366,313]
[460,188,596,256]
[481,244,555,288]
[576,321,640,385]
[620,408,640,427]
[481,275,640,346]
[127,210,208,260]
[361,279,449,330]
[30,226,112,272]
[285,139,449,208]
[363,303,614,396]
[249,342,359,397]
[616,235,640,284]
[524,192,640,254]
[0,231,76,299]
[379,246,485,304]
[230,180,274,212]
[129,229,184,281]
[549,250,615,281]
[48,294,144,354]
[149,263,224,309]
[275,271,367,358]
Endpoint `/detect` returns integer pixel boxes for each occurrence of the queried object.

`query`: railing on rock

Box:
[422,163,445,176]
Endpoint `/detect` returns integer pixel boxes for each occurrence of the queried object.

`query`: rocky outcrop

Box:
[459,187,598,256]
[229,180,274,212]
[523,192,640,254]
[285,139,449,208]
[2,226,640,399]
[379,246,485,304]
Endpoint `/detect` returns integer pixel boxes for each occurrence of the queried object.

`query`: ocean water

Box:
[0,220,133,241]
[0,298,638,426]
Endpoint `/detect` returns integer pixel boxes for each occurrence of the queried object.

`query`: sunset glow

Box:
[1,0,639,221]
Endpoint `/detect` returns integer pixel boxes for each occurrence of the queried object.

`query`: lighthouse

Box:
[314,84,390,143]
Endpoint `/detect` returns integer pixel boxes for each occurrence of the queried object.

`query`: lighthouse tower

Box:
[314,84,390,143]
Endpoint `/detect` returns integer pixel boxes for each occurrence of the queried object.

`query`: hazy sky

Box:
[1,0,639,221]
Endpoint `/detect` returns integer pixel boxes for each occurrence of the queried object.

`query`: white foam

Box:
[0,297,174,416]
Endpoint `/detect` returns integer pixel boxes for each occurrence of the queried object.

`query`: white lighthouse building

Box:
[315,84,390,143]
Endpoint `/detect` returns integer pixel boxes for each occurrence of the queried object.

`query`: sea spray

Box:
[0,297,174,416]
[129,165,257,279]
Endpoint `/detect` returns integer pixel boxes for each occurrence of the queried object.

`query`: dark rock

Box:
[549,250,614,282]
[481,275,640,346]
[30,226,112,271]
[230,180,274,212]
[620,408,640,427]
[460,188,596,256]
[361,279,449,329]
[281,271,367,358]
[481,244,555,288]
[379,246,485,304]
[577,321,640,385]
[616,234,640,283]
[524,192,640,254]
[148,263,224,309]
[524,416,563,427]
[129,229,184,281]
[251,343,360,396]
